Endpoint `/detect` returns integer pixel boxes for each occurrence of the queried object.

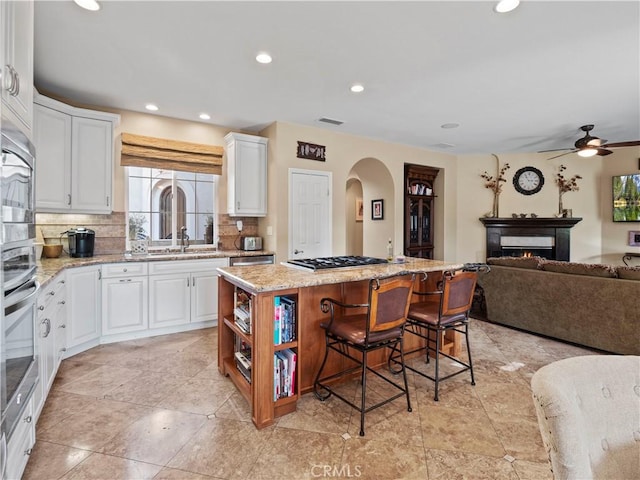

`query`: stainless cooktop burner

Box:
[285,255,388,271]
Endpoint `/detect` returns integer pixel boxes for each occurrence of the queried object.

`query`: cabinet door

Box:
[149,273,190,329]
[1,0,33,134]
[226,134,267,216]
[34,103,72,210]
[191,271,218,324]
[67,265,101,350]
[71,116,113,213]
[102,276,148,335]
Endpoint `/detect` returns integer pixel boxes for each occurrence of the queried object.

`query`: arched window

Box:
[159,186,186,239]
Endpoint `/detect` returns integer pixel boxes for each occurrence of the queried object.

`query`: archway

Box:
[347,158,396,258]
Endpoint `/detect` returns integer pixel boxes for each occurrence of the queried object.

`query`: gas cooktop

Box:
[285,255,389,271]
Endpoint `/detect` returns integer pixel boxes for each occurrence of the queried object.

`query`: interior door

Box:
[289,169,332,260]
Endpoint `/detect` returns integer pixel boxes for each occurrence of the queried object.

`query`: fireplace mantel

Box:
[479,217,582,261]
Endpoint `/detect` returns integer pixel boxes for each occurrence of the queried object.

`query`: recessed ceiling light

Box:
[199,113,211,120]
[495,0,520,13]
[145,104,159,112]
[74,0,101,11]
[440,123,460,129]
[350,84,364,93]
[256,52,272,64]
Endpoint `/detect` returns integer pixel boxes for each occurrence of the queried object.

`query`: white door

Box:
[289,169,332,259]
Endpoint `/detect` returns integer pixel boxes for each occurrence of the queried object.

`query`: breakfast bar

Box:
[216,257,464,429]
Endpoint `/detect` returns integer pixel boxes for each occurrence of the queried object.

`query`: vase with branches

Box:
[556,164,582,216]
[481,154,510,218]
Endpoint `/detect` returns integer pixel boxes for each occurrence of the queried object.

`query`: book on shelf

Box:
[274,296,297,345]
[273,348,297,400]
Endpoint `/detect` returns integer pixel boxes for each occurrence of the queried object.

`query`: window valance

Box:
[121,133,223,175]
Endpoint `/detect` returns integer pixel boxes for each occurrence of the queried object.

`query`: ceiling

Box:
[34,1,640,156]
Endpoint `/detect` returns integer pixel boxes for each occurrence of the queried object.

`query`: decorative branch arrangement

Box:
[481,154,510,217]
[555,164,582,216]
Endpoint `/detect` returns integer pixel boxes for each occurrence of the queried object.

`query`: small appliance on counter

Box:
[65,227,95,257]
[240,236,262,251]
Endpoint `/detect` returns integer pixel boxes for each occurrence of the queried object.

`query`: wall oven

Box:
[0,114,38,460]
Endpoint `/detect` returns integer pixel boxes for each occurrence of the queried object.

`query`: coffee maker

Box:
[66,227,95,257]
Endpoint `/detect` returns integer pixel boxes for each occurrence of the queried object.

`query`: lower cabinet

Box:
[5,397,35,480]
[66,265,101,355]
[101,263,148,336]
[149,259,227,329]
[34,272,67,419]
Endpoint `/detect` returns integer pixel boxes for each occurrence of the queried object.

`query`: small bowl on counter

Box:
[42,244,63,258]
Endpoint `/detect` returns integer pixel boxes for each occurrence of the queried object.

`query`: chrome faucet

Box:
[180,226,189,252]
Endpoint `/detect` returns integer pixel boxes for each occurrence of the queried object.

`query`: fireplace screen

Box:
[500,236,555,259]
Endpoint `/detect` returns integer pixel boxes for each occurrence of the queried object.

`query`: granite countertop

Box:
[37,250,274,287]
[217,258,464,293]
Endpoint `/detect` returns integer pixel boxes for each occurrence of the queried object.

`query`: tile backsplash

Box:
[36,212,258,255]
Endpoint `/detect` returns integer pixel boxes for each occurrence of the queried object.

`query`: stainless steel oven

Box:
[1,114,38,458]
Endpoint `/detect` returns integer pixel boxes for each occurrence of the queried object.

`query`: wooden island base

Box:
[217,260,463,429]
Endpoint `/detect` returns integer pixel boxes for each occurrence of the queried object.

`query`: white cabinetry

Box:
[224,132,267,217]
[101,263,148,337]
[34,273,67,420]
[34,94,119,213]
[4,397,34,480]
[1,0,33,137]
[66,265,101,355]
[149,258,227,330]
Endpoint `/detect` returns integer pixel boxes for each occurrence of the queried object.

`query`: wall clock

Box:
[513,166,544,195]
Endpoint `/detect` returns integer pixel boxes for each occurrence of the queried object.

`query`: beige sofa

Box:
[478,257,640,355]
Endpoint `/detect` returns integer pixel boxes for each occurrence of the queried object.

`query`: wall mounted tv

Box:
[613,174,640,222]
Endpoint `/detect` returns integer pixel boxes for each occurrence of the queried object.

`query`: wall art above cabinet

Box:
[34,93,120,214]
[225,132,268,217]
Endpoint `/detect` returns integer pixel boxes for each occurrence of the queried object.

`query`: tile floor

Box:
[22,320,596,480]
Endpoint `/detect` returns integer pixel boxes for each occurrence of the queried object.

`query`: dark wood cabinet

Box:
[404,164,439,258]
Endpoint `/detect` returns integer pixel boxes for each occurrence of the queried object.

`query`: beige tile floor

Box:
[22,320,596,480]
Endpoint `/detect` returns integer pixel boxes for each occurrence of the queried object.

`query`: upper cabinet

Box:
[225,132,267,217]
[1,0,34,137]
[34,94,120,213]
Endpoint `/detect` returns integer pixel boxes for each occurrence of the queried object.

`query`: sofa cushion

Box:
[487,256,543,270]
[540,260,617,278]
[616,266,640,280]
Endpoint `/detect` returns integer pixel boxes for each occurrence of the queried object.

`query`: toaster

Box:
[240,236,263,251]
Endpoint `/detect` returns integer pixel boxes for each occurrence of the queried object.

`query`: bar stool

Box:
[313,273,415,436]
[390,269,477,401]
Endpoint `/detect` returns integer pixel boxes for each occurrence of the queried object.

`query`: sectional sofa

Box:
[477,256,640,355]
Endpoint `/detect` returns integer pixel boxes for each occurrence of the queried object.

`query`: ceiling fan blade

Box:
[597,148,613,156]
[546,150,575,160]
[602,140,640,148]
[538,148,572,153]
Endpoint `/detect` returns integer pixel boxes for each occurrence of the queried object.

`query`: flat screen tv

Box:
[613,174,640,222]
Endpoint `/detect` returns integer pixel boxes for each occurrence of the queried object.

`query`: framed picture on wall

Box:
[629,230,640,246]
[356,198,363,222]
[372,199,384,220]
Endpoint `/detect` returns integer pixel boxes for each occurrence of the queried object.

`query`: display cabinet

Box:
[404,164,439,259]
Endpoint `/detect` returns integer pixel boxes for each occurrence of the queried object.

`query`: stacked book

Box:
[273,296,296,345]
[234,304,251,334]
[274,348,297,400]
[234,336,251,383]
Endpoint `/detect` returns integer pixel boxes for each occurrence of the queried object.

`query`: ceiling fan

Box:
[541,125,640,160]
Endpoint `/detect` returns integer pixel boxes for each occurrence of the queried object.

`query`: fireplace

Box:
[480,217,582,261]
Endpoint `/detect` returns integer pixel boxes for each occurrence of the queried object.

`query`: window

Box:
[127,167,216,246]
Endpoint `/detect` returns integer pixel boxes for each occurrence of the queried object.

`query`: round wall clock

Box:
[513,166,544,195]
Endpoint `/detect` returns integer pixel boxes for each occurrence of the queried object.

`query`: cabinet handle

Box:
[44,318,52,338]
[25,448,32,456]
[119,278,132,283]
[237,201,240,210]
[60,280,65,284]
[59,300,66,305]
[59,324,66,329]
[187,278,190,287]
[24,415,32,424]
[106,196,110,207]
[12,68,19,97]
[61,347,67,352]
[67,194,71,205]
[38,305,44,311]
[49,291,55,296]
[123,268,128,272]
[192,277,196,286]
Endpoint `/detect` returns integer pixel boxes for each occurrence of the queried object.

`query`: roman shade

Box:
[121,133,223,175]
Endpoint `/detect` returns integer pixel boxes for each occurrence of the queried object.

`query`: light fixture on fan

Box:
[577,148,598,158]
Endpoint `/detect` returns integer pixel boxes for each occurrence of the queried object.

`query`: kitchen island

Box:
[216,257,464,429]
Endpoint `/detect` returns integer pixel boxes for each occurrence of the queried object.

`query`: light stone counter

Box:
[216,257,464,293]
[37,250,274,287]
